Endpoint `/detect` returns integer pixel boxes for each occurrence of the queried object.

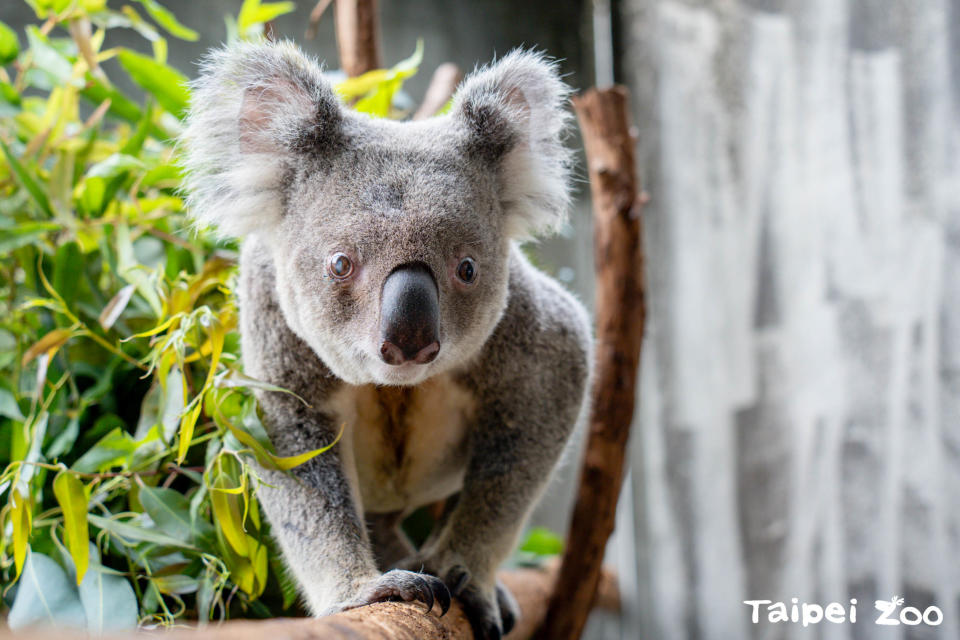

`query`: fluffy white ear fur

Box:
[451,50,574,240]
[180,40,341,238]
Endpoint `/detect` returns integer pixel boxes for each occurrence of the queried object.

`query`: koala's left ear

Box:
[451,50,573,239]
[181,41,344,238]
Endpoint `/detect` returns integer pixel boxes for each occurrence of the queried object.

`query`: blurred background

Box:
[2,1,960,639]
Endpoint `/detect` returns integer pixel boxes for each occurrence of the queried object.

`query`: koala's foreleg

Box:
[255,399,451,617]
[254,409,375,613]
[367,511,416,571]
[403,376,587,638]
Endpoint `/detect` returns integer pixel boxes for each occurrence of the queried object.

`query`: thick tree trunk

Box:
[620,1,960,639]
[537,86,646,640]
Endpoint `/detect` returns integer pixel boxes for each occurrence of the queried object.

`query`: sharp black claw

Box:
[435,579,452,616]
[415,574,434,612]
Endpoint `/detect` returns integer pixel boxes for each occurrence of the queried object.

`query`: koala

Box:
[181,40,591,640]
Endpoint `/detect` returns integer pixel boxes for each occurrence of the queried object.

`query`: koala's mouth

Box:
[370,357,438,386]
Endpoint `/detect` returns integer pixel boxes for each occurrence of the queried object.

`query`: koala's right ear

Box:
[181,41,343,237]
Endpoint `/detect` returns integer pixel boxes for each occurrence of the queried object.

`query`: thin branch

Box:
[305,0,334,40]
[412,63,462,120]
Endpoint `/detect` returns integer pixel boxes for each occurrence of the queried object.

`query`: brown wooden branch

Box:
[304,0,334,40]
[537,86,647,640]
[412,63,463,120]
[333,0,381,77]
[2,564,617,640]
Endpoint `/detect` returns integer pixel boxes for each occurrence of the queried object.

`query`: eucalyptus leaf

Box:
[134,0,199,41]
[88,513,198,550]
[117,49,190,118]
[53,471,90,584]
[139,484,214,546]
[8,552,87,630]
[0,20,20,65]
[72,427,137,473]
[78,562,139,633]
[86,153,145,180]
[0,387,25,420]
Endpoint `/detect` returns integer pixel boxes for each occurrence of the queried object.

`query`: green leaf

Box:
[139,484,214,545]
[8,552,87,630]
[336,39,423,117]
[237,0,296,36]
[53,472,90,584]
[0,387,24,420]
[80,72,144,124]
[71,427,137,473]
[0,221,59,253]
[86,153,145,180]
[134,0,199,41]
[10,489,31,578]
[0,138,54,217]
[88,513,197,550]
[519,526,564,556]
[0,20,19,65]
[152,573,198,595]
[210,474,248,556]
[116,222,163,317]
[0,80,20,116]
[117,49,190,118]
[78,563,139,632]
[53,241,83,314]
[24,26,72,89]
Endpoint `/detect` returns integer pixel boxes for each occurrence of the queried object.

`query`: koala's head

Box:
[182,41,572,386]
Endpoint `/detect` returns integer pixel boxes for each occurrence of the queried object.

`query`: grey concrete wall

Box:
[622,1,960,639]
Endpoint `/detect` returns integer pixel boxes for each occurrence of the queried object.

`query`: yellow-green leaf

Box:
[237,0,296,36]
[22,327,75,366]
[251,536,268,598]
[210,475,248,556]
[213,394,341,471]
[10,489,31,578]
[53,472,89,584]
[335,40,423,117]
[0,20,20,66]
[134,0,199,41]
[177,400,202,464]
[177,318,225,463]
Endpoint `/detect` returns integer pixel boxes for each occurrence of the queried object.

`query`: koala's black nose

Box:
[379,262,440,366]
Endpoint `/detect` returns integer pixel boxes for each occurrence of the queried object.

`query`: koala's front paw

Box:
[335,569,452,616]
[444,566,519,640]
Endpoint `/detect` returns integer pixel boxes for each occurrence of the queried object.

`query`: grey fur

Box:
[181,41,591,639]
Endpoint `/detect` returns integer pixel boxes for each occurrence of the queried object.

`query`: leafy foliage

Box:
[1,1,563,630]
[0,0,431,629]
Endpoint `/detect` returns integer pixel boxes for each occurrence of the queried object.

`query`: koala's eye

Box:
[328,253,353,279]
[456,257,477,284]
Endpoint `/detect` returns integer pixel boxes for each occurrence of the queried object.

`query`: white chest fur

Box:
[328,373,476,514]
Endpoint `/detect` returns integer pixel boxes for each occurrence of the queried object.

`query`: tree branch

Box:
[333,0,381,77]
[304,0,334,40]
[412,63,462,120]
[1,564,617,640]
[536,86,647,640]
